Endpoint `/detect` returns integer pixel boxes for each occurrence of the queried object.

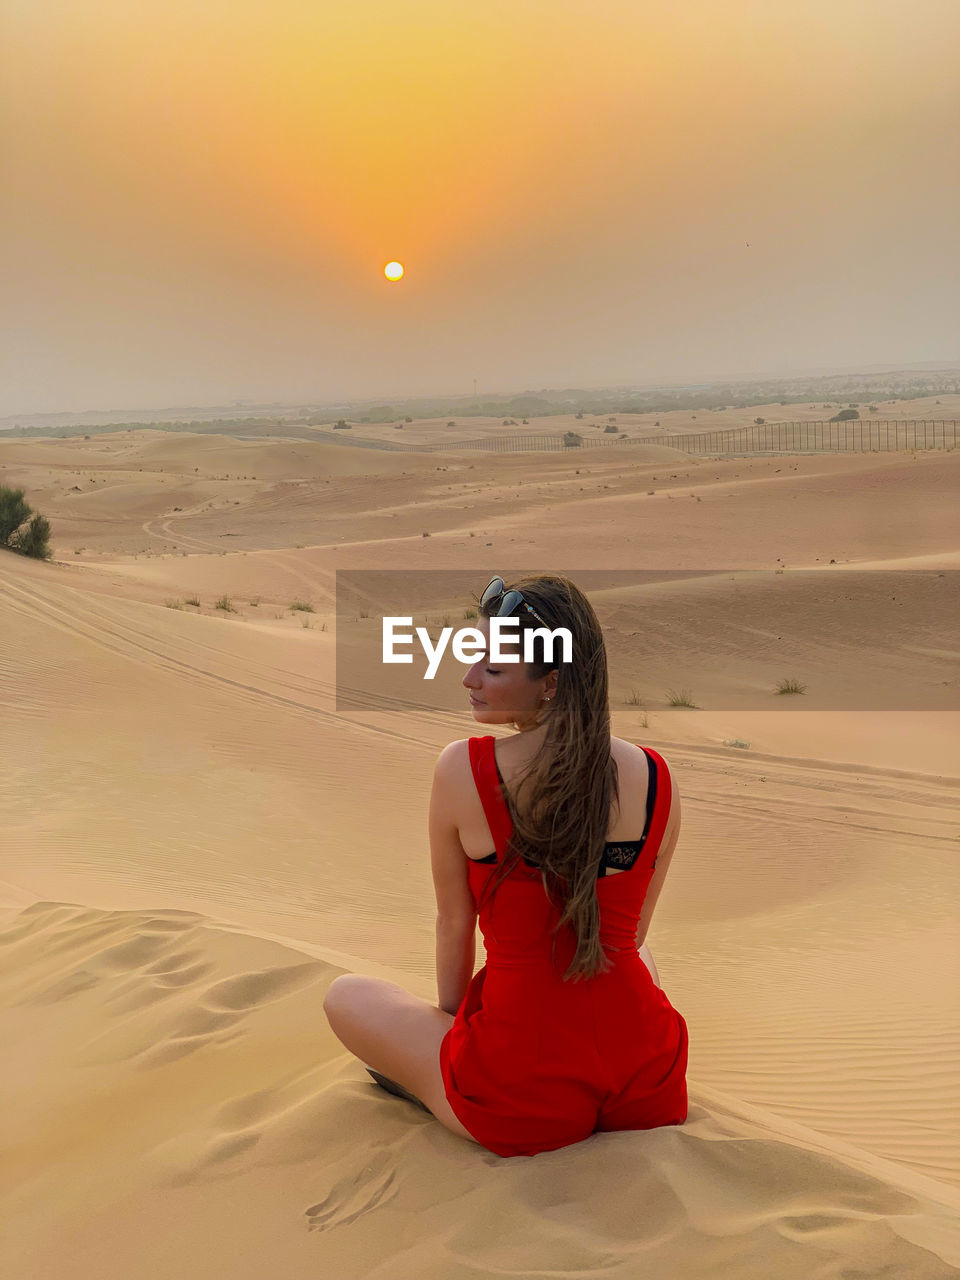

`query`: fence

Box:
[376,419,958,456]
[633,419,958,456]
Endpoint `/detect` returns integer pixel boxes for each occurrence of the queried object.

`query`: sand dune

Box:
[3,902,959,1280]
[1,418,958,1276]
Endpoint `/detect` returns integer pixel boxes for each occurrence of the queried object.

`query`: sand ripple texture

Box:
[3,902,960,1280]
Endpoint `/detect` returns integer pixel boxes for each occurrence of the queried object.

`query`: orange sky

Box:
[1,0,958,416]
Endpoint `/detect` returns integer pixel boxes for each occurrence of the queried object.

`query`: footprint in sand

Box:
[136,916,202,936]
[91,933,172,971]
[135,963,324,1069]
[158,1129,264,1187]
[304,1150,399,1232]
[201,961,326,1011]
[142,950,213,988]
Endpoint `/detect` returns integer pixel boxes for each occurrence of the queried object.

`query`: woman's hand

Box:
[638,941,661,988]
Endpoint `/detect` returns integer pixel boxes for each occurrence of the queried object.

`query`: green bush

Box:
[0,487,30,542]
[0,486,52,560]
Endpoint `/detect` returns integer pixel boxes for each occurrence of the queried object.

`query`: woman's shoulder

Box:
[434,738,490,807]
[611,735,651,764]
[435,738,474,768]
[612,736,675,783]
[434,737,486,782]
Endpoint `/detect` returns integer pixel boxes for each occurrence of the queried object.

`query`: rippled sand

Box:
[2,420,959,1277]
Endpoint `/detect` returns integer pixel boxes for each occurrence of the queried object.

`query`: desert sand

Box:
[2,404,959,1278]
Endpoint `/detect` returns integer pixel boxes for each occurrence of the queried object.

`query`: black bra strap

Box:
[478,748,657,874]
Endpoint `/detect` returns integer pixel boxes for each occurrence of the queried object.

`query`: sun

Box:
[384,261,404,282]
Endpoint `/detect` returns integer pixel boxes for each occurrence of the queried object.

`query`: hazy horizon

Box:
[5,357,960,430]
[3,0,958,419]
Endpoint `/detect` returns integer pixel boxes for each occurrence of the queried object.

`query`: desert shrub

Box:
[290,600,314,612]
[0,485,52,560]
[666,687,698,707]
[215,595,235,612]
[1,486,32,542]
[563,431,582,448]
[775,677,806,695]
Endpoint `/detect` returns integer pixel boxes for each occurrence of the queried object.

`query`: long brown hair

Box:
[473,573,619,982]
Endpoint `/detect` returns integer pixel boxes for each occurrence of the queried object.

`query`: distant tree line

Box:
[4,373,957,441]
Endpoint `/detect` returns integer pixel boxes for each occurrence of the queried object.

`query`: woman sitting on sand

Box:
[324,573,688,1157]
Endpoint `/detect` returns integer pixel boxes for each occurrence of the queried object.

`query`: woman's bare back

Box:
[451,735,677,881]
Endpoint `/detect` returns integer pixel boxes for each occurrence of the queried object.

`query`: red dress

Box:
[438,734,689,1158]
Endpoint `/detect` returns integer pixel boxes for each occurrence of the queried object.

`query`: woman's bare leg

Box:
[638,942,661,988]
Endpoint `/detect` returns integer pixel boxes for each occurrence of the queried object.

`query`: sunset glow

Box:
[1,0,957,414]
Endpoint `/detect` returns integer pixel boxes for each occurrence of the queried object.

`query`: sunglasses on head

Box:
[479,576,549,628]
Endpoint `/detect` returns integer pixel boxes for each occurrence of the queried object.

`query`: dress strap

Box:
[468,735,514,858]
[469,736,673,864]
[636,745,673,860]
